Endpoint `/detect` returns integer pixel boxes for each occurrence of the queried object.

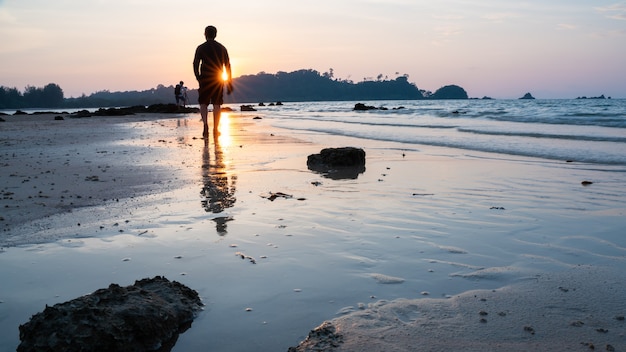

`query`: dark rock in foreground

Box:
[307,147,366,180]
[287,321,343,352]
[18,276,203,352]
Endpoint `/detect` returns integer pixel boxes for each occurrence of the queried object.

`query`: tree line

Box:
[1,69,468,109]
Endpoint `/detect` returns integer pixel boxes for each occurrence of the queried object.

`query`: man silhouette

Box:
[193,25,233,138]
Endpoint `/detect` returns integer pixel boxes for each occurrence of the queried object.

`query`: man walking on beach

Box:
[193,25,233,138]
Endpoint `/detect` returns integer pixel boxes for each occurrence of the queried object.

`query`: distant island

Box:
[0,69,469,110]
[576,94,610,99]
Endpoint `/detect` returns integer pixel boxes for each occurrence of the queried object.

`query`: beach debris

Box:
[581,180,593,186]
[412,193,434,196]
[307,147,366,180]
[262,191,293,201]
[293,288,302,293]
[490,206,505,210]
[311,181,322,186]
[17,276,203,352]
[523,325,536,335]
[245,307,253,312]
[235,251,257,264]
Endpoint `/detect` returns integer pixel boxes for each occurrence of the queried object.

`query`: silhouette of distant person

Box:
[193,25,233,138]
[200,136,237,235]
[175,81,186,106]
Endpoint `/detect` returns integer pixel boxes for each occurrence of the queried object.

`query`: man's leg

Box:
[200,103,209,138]
[212,104,221,136]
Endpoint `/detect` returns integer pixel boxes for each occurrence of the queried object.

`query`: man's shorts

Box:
[198,77,224,105]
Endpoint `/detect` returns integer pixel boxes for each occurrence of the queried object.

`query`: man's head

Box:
[205,25,217,40]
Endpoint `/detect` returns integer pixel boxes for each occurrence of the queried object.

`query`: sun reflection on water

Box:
[217,111,232,147]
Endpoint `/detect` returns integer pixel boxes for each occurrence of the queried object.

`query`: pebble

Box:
[523,326,535,335]
[245,308,253,312]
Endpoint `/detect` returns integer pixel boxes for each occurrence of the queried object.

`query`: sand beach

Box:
[1,109,625,351]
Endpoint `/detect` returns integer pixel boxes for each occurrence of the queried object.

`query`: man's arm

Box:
[192,48,201,81]
[224,49,233,94]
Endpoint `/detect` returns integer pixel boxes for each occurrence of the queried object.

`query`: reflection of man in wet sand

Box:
[193,25,233,139]
[200,136,237,235]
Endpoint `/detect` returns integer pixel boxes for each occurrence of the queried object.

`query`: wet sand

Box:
[1,111,625,351]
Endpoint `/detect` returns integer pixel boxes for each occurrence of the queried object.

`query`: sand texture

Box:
[290,266,625,351]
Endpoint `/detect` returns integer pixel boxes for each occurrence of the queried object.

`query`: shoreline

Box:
[1,112,625,351]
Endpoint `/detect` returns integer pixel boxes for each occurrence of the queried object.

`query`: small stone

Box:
[523,326,535,335]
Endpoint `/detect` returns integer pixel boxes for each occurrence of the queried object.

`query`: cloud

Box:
[557,23,577,31]
[596,2,626,20]
[481,12,521,23]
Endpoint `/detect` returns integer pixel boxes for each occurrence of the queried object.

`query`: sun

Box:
[221,70,229,82]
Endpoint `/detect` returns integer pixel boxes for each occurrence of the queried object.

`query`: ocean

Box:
[255,99,626,166]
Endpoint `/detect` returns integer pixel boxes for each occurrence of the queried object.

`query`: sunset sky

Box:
[1,0,625,99]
